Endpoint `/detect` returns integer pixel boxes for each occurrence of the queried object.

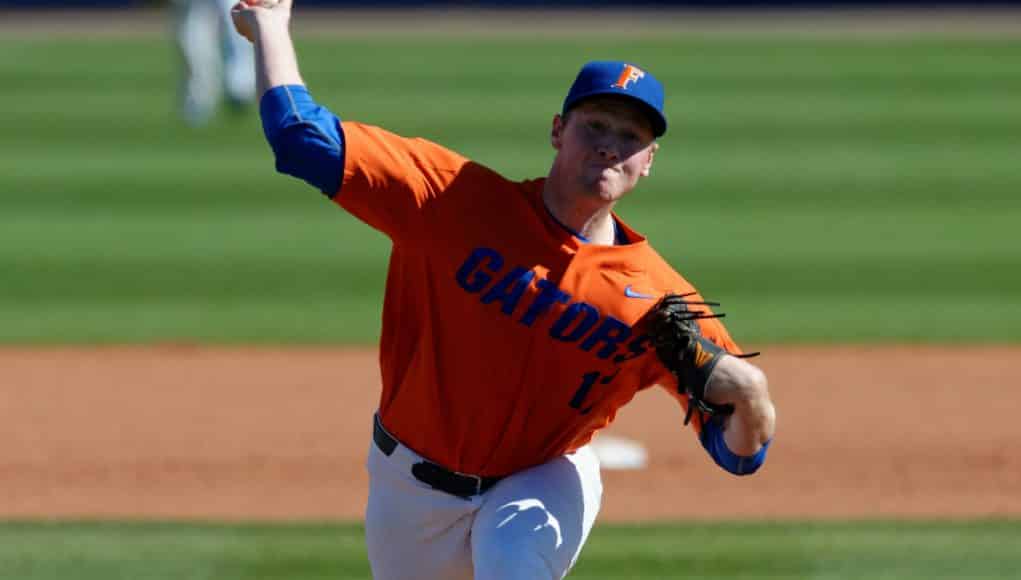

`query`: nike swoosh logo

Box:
[624,285,656,300]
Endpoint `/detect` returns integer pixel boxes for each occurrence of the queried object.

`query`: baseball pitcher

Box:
[232,2,777,578]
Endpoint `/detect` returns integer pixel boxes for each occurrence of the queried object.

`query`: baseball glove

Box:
[649,292,757,427]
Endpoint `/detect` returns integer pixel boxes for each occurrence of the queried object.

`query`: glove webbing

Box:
[656,292,761,427]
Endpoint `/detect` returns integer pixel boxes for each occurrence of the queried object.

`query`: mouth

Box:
[589,163,619,175]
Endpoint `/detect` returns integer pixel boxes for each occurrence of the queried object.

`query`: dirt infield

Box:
[2,345,1018,522]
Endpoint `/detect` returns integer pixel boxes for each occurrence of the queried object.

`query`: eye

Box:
[586,120,608,133]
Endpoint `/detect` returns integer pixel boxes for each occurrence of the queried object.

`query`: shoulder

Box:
[341,121,518,184]
[633,247,744,351]
[341,121,463,161]
[630,244,693,294]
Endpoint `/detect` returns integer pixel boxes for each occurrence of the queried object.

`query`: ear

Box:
[640,142,659,177]
[551,114,565,150]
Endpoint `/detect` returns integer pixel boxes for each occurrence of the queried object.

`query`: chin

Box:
[580,179,622,202]
[595,183,628,202]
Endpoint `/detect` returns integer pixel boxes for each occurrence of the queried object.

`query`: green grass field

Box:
[2,35,1019,343]
[2,30,1020,579]
[4,520,1019,580]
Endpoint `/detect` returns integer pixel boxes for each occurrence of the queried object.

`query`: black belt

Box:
[373,415,502,498]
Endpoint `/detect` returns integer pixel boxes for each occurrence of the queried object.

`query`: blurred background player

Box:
[173,0,256,126]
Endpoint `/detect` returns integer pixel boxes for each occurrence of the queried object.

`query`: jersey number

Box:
[569,368,620,415]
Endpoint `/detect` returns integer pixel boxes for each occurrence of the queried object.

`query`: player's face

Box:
[551,98,658,203]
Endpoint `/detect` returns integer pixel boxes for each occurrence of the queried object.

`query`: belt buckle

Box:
[456,470,483,496]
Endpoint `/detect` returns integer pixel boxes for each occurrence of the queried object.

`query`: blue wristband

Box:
[700,417,771,476]
[259,84,345,196]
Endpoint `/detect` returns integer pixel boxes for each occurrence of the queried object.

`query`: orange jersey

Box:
[336,122,742,476]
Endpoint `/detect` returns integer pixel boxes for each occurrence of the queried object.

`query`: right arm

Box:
[231,0,303,96]
[232,0,343,196]
[231,0,474,239]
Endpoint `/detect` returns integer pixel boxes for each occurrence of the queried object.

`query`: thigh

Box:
[364,441,476,580]
[471,446,603,580]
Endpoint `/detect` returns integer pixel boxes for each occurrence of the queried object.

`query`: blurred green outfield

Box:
[1,520,1012,580]
[2,30,1020,580]
[4,520,1019,580]
[1,35,1019,344]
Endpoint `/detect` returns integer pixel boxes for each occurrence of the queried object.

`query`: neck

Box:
[542,177,617,245]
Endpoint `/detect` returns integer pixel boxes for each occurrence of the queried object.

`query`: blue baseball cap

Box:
[562,60,667,137]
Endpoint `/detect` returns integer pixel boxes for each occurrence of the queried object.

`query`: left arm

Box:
[231,0,344,196]
[230,0,302,97]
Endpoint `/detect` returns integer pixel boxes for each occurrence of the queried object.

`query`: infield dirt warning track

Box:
[2,345,1019,522]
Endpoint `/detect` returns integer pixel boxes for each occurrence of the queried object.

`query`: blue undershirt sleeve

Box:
[700,416,771,476]
[259,84,345,196]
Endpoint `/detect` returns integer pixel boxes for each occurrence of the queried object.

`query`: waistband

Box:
[372,414,502,498]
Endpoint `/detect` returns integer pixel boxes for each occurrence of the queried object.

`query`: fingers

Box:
[230,0,291,43]
[230,3,255,42]
[242,0,290,9]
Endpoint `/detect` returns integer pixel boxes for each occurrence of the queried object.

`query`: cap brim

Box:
[563,88,667,138]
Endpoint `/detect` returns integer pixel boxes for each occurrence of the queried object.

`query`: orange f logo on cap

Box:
[612,64,646,90]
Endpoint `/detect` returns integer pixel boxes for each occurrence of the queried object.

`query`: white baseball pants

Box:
[364,422,603,580]
[173,0,255,125]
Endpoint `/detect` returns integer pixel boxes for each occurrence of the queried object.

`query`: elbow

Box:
[269,136,301,178]
[266,123,344,195]
[729,440,771,477]
[258,86,345,195]
[701,415,773,477]
[266,125,306,172]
